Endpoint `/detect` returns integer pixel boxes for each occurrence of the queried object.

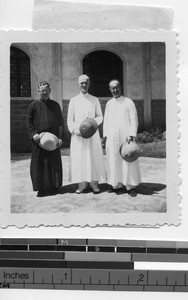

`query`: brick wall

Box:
[11,100,33,152]
[151,100,166,131]
[11,99,165,152]
[134,100,144,132]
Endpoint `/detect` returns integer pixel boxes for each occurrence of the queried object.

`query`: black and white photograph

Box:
[0,1,188,300]
[0,29,179,227]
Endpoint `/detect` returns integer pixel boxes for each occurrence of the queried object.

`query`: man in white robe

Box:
[67,75,106,194]
[103,80,141,197]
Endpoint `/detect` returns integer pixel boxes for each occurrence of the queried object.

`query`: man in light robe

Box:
[27,81,64,197]
[103,80,141,197]
[67,75,106,194]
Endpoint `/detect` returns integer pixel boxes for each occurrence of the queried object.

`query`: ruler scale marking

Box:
[2,239,188,292]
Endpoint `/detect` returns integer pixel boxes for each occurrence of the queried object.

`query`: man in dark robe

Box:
[27,81,64,197]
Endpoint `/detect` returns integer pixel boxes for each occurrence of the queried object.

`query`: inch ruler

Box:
[1,238,188,292]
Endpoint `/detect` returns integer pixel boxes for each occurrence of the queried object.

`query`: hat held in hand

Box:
[79,118,98,139]
[39,132,59,151]
[119,141,140,162]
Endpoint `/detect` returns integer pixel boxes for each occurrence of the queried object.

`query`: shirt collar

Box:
[113,95,123,101]
[80,92,89,97]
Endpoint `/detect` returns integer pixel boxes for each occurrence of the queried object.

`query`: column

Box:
[143,43,152,129]
[52,43,62,109]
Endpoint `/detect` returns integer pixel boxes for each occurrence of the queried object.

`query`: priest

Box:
[103,79,141,197]
[27,81,64,197]
[67,75,105,194]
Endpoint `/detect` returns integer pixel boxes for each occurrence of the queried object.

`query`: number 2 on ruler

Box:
[139,274,144,282]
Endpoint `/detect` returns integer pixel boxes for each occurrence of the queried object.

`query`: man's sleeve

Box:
[67,99,76,133]
[26,102,38,139]
[128,101,138,137]
[94,99,103,126]
[103,102,109,138]
[57,104,65,141]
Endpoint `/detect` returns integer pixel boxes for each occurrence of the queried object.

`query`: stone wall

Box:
[61,42,144,100]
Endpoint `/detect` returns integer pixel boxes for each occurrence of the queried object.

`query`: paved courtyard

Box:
[11,155,166,214]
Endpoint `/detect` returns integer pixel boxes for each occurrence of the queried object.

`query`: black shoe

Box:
[114,188,124,195]
[37,187,59,197]
[107,186,115,193]
[107,186,124,194]
[128,189,137,197]
[49,187,60,195]
[37,190,48,197]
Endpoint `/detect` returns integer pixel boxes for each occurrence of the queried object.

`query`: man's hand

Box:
[73,128,81,136]
[33,134,40,143]
[101,137,107,148]
[128,136,136,144]
[57,139,63,148]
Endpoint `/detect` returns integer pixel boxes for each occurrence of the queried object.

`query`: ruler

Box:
[1,238,188,292]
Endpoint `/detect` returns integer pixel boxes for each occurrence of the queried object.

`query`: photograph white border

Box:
[0,29,179,227]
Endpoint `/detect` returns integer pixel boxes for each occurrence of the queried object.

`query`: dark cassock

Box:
[27,99,64,192]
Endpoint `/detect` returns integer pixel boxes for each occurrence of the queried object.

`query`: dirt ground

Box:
[11,155,166,213]
[11,155,166,214]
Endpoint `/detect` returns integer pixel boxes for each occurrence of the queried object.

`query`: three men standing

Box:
[27,77,141,197]
[103,80,141,197]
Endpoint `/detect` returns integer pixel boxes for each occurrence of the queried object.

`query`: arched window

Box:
[10,46,31,97]
[83,50,123,97]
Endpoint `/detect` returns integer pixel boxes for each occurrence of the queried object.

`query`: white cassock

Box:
[103,96,141,188]
[67,92,106,183]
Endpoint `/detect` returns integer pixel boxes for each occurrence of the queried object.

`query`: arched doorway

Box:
[83,50,124,98]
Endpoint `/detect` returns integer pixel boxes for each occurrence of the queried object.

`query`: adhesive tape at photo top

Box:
[39,132,59,151]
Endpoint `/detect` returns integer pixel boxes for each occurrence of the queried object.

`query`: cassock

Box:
[27,99,63,191]
[67,92,106,183]
[103,96,141,188]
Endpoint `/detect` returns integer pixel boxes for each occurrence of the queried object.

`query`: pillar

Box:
[52,43,63,109]
[143,42,152,129]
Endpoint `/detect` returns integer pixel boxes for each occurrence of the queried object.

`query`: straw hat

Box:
[39,132,59,151]
[119,141,140,162]
[79,118,98,139]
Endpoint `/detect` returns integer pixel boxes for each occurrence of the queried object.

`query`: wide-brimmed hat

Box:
[39,132,59,151]
[119,141,140,162]
[79,118,98,139]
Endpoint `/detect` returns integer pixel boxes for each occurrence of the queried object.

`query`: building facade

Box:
[10,42,166,152]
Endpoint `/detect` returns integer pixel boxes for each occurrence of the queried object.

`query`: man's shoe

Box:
[128,189,137,197]
[114,188,124,195]
[76,188,85,194]
[37,190,48,197]
[107,186,114,193]
[92,187,100,194]
[48,187,60,195]
[37,187,60,197]
[107,186,123,194]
